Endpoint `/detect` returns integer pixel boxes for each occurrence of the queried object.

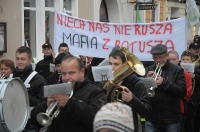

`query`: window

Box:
[151,2,160,22]
[45,11,54,44]
[24,0,36,56]
[24,0,36,7]
[100,0,109,22]
[64,0,72,15]
[45,0,54,7]
[23,0,66,58]
[0,23,7,53]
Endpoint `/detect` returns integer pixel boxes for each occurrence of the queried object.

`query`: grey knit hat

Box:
[93,102,134,132]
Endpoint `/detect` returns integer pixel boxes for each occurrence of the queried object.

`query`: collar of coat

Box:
[73,78,89,91]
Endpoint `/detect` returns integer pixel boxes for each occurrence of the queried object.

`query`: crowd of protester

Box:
[1,35,200,132]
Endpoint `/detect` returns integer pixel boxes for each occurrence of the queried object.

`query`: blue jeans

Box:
[145,121,181,132]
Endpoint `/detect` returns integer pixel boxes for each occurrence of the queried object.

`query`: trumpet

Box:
[147,63,162,97]
[36,89,73,127]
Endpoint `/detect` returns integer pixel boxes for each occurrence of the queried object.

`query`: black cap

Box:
[194,36,200,44]
[189,36,200,49]
[150,44,167,55]
[189,42,200,49]
[42,43,52,49]
[54,53,66,65]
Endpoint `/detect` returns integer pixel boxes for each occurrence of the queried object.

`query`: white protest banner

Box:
[54,12,187,61]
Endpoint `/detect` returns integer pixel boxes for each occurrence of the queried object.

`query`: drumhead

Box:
[2,79,29,131]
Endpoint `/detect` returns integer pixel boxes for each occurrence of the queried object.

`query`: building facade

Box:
[0,0,198,60]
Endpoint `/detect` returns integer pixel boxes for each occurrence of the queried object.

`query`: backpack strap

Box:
[24,71,37,88]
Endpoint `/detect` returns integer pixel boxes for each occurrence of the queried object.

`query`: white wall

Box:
[0,0,23,61]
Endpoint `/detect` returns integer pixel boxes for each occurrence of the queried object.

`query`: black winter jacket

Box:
[121,74,152,132]
[189,67,200,107]
[31,79,107,132]
[145,60,186,123]
[35,55,54,79]
[13,65,46,106]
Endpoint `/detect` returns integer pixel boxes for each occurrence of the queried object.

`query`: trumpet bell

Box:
[37,113,52,127]
[36,87,73,128]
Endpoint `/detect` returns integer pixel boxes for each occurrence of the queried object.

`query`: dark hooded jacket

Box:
[35,55,54,79]
[121,74,152,132]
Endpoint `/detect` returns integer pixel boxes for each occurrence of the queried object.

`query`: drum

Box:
[0,78,29,132]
